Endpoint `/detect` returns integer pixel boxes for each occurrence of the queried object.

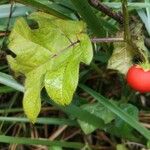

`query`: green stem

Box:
[0,117,78,126]
[122,0,131,42]
[90,62,103,76]
[0,135,84,149]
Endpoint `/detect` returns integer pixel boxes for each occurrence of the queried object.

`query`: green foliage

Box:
[1,0,150,148]
[137,0,150,36]
[80,84,150,140]
[78,102,116,134]
[108,23,149,74]
[7,12,93,122]
[71,0,106,37]
[107,40,133,74]
[106,103,139,140]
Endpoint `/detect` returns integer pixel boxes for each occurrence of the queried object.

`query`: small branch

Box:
[49,125,68,141]
[88,0,124,24]
[0,32,9,37]
[91,37,124,43]
[141,122,150,129]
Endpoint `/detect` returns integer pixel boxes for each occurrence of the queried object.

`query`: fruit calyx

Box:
[136,63,150,72]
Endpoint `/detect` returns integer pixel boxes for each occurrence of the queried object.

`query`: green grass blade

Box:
[15,0,72,19]
[80,84,150,140]
[71,0,105,37]
[0,117,78,126]
[0,108,23,114]
[0,72,24,92]
[0,3,34,18]
[0,135,84,149]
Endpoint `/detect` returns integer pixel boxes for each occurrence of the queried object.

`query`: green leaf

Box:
[106,103,139,140]
[137,0,150,36]
[132,24,150,60]
[107,23,149,74]
[80,84,150,140]
[78,119,96,135]
[7,12,93,122]
[23,69,45,123]
[78,103,116,134]
[45,56,80,105]
[107,37,133,74]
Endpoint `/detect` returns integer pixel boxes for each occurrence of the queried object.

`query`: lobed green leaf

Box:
[7,12,93,122]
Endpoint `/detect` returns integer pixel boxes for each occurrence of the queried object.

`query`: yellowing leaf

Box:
[23,69,44,123]
[7,12,93,122]
[45,55,80,105]
[107,42,133,74]
[108,23,149,74]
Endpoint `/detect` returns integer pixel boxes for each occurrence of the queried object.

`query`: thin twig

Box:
[63,129,81,141]
[91,37,124,43]
[88,0,124,24]
[0,32,10,37]
[141,123,150,129]
[49,125,68,141]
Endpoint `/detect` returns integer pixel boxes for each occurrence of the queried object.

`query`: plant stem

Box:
[90,62,103,76]
[0,135,84,149]
[122,0,131,43]
[91,37,124,43]
[89,0,124,24]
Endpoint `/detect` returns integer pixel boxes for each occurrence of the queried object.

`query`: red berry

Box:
[126,65,150,93]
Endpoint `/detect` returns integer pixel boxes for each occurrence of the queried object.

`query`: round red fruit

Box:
[126,65,150,93]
